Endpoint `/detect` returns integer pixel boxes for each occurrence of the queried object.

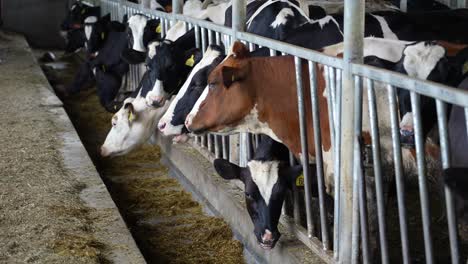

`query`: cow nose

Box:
[100,145,109,157]
[158,122,166,131]
[185,114,193,129]
[262,229,273,243]
[147,95,165,108]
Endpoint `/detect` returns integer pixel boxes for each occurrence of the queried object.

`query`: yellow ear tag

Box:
[463,61,468,75]
[185,55,195,67]
[156,24,162,33]
[128,111,135,122]
[231,75,235,82]
[101,32,105,40]
[296,174,305,187]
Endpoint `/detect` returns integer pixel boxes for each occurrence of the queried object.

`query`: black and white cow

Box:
[213,136,303,250]
[122,14,162,64]
[363,43,468,145]
[84,14,126,56]
[60,2,101,32]
[157,45,225,141]
[141,29,202,107]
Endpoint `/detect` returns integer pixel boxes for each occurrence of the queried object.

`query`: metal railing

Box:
[94,0,468,263]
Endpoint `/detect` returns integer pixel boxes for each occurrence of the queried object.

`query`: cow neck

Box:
[246,56,331,158]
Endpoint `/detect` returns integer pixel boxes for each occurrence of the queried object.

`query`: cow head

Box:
[122,14,162,64]
[100,97,170,157]
[61,2,100,32]
[158,45,225,139]
[64,28,86,53]
[186,41,254,133]
[84,14,111,55]
[396,41,449,144]
[143,41,202,108]
[214,158,302,250]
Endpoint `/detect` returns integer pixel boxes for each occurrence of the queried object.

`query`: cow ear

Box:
[124,102,137,123]
[122,14,129,24]
[221,66,247,88]
[231,41,250,59]
[282,165,303,189]
[214,159,243,181]
[102,13,111,23]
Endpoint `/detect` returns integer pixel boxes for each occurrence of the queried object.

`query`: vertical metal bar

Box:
[464,108,468,141]
[410,92,434,264]
[308,61,330,250]
[294,56,315,239]
[269,49,276,56]
[436,99,460,264]
[215,32,221,46]
[201,27,207,53]
[333,69,342,259]
[214,135,221,158]
[387,85,411,264]
[222,136,228,160]
[208,29,214,45]
[202,134,207,148]
[207,134,213,153]
[366,79,389,264]
[172,0,182,15]
[340,0,364,262]
[232,0,246,41]
[353,76,369,264]
[194,26,201,49]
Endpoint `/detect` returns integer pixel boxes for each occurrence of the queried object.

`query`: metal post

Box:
[340,0,365,262]
[410,92,434,264]
[172,0,182,15]
[294,56,314,239]
[232,0,246,41]
[435,100,460,264]
[400,0,407,11]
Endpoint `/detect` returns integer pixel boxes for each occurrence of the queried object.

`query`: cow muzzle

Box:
[146,94,166,108]
[259,229,280,250]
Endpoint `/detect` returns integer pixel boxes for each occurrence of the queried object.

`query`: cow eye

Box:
[245,192,254,200]
[208,82,216,90]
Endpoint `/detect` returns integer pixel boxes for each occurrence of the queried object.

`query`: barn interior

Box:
[1,0,467,264]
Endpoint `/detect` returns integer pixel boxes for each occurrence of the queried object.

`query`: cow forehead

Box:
[247,160,280,206]
[84,16,98,24]
[403,42,446,79]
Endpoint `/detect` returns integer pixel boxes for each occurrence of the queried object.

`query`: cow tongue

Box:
[172,134,189,144]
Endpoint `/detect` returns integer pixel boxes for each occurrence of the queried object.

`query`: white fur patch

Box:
[164,21,188,41]
[270,8,294,28]
[403,42,446,79]
[371,15,398,40]
[128,15,149,52]
[323,37,410,63]
[146,80,167,106]
[159,47,222,136]
[247,160,280,205]
[84,16,97,24]
[147,41,161,59]
[400,112,414,130]
[247,0,309,29]
[84,16,97,41]
[316,15,343,35]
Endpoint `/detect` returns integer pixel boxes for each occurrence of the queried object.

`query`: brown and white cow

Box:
[185,39,450,192]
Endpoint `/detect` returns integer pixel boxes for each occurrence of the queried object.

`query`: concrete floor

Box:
[0,31,144,263]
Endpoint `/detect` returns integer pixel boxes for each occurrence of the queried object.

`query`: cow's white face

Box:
[128,14,149,52]
[100,97,170,157]
[164,21,187,42]
[403,42,446,80]
[84,16,98,41]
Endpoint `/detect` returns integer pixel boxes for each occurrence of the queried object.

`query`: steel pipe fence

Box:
[93,1,468,263]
